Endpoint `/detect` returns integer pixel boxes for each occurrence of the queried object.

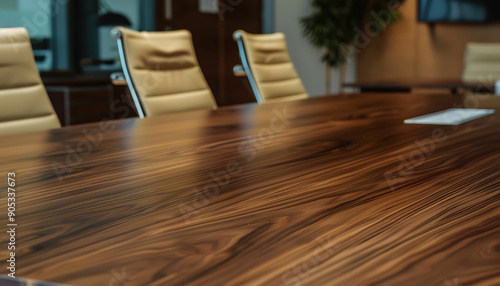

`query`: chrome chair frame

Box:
[233,32,263,104]
[112,29,146,119]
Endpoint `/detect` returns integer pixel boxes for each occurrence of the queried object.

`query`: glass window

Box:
[0,0,55,71]
[0,0,155,73]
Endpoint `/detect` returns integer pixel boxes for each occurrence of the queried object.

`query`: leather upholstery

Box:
[112,27,217,116]
[234,30,308,103]
[462,43,500,82]
[0,27,60,136]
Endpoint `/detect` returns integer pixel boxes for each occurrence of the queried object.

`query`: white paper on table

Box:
[404,108,495,126]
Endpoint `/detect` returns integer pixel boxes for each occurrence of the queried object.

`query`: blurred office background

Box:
[2,0,500,125]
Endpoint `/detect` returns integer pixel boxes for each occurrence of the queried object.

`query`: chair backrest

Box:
[111,27,217,118]
[233,30,308,104]
[462,43,500,82]
[0,28,61,136]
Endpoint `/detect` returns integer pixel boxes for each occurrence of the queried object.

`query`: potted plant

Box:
[301,0,405,94]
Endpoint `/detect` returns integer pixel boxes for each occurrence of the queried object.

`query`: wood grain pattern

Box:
[0,93,499,286]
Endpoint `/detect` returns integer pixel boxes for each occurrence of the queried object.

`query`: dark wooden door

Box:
[156,0,262,106]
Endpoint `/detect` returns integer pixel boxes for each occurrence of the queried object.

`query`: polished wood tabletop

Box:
[1,93,499,286]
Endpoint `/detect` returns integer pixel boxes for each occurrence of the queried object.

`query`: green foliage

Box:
[301,0,405,68]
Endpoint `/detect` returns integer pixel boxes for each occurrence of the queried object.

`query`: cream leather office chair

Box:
[0,28,61,136]
[233,30,308,104]
[462,43,500,82]
[111,27,217,118]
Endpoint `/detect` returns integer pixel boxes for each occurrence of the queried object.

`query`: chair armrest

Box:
[233,65,246,77]
[110,72,127,86]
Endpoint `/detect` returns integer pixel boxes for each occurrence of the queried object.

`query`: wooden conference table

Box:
[1,93,499,286]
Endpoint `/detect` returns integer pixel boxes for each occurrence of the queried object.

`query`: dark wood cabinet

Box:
[43,75,137,126]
